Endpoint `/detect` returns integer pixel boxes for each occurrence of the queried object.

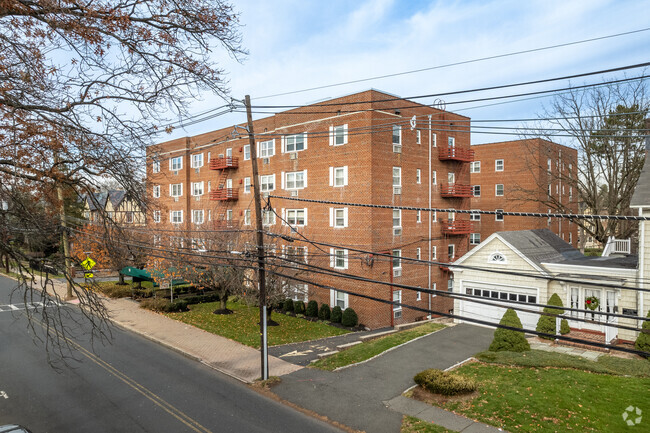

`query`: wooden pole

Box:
[244,95,268,380]
[54,156,74,299]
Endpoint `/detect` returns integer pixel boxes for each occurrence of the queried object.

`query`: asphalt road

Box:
[0,275,342,433]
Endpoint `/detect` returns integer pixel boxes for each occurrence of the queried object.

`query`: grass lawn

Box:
[311,322,446,371]
[401,416,457,433]
[163,300,350,348]
[427,350,650,432]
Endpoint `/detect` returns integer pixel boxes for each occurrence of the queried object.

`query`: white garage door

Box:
[458,286,539,331]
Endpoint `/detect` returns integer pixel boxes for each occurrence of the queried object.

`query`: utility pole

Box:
[244,95,268,380]
[54,156,73,299]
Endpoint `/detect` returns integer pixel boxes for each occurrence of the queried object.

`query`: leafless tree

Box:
[0,0,245,359]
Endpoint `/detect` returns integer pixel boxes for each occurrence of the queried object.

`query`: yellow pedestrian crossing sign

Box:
[84,272,94,279]
[81,257,96,271]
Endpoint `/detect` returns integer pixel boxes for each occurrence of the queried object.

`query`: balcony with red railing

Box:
[438,146,474,162]
[210,188,239,201]
[441,219,472,235]
[209,156,239,170]
[440,183,473,198]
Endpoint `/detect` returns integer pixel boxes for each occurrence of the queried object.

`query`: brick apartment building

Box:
[146,89,474,329]
[469,138,579,249]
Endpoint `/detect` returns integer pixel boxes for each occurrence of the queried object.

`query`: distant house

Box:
[83,190,145,226]
[452,135,650,345]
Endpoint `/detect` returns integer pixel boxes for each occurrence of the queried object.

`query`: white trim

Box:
[542,262,636,278]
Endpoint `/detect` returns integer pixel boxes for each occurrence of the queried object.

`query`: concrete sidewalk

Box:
[48,279,301,383]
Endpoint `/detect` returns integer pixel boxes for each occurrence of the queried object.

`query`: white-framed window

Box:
[244,209,251,225]
[286,208,306,226]
[432,133,437,147]
[470,161,480,173]
[332,290,348,309]
[393,289,402,315]
[392,249,402,271]
[170,183,183,197]
[392,125,401,145]
[547,158,552,172]
[330,208,348,228]
[416,289,422,301]
[470,210,481,221]
[448,244,455,260]
[416,210,421,223]
[260,174,275,192]
[152,160,160,173]
[285,245,308,264]
[472,185,481,197]
[286,283,308,302]
[416,248,421,260]
[495,184,504,196]
[331,248,348,270]
[153,210,160,223]
[432,211,437,222]
[259,140,275,158]
[495,159,504,171]
[432,170,437,185]
[416,129,421,144]
[284,170,307,190]
[170,210,183,224]
[330,166,348,187]
[284,133,306,153]
[208,181,211,192]
[191,181,204,196]
[170,156,182,171]
[262,210,275,226]
[191,153,204,168]
[495,209,504,222]
[393,209,401,228]
[192,209,204,224]
[569,232,573,244]
[416,169,421,184]
[330,125,348,146]
[244,145,250,160]
[393,167,401,186]
[448,136,455,147]
[244,177,251,194]
[470,233,481,245]
[153,185,160,198]
[227,209,233,220]
[488,252,507,263]
[431,246,437,260]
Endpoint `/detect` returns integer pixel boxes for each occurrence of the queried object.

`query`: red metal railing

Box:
[209,156,239,170]
[439,183,473,197]
[438,146,474,162]
[441,219,472,235]
[210,188,238,201]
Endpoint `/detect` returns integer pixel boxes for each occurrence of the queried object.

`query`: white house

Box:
[451,138,650,345]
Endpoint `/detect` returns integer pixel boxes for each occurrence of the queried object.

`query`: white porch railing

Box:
[602,236,631,256]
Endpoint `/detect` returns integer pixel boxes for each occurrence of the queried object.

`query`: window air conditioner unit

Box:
[393,269,402,277]
[291,190,298,197]
[393,227,402,236]
[261,158,269,164]
[194,196,201,201]
[289,152,297,160]
[393,144,402,153]
[393,310,402,319]
[262,192,269,198]
[173,170,179,175]
[195,168,200,174]
[173,197,179,202]
[393,186,401,195]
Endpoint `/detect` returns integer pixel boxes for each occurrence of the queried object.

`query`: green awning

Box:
[119,267,188,286]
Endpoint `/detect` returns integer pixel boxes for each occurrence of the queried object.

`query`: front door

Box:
[605,290,618,344]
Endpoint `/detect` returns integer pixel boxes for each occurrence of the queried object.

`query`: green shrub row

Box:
[140,298,189,313]
[279,298,358,327]
[414,368,478,396]
[181,293,220,305]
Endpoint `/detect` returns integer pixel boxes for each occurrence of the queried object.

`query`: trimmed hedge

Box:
[306,300,319,317]
[536,293,570,339]
[414,368,477,396]
[341,308,358,327]
[318,303,331,321]
[283,298,294,312]
[140,298,189,313]
[293,300,305,315]
[489,308,530,352]
[635,310,650,359]
[331,306,343,323]
[182,293,220,305]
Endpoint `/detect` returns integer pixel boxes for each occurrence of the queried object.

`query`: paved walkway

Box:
[528,338,603,361]
[47,279,301,383]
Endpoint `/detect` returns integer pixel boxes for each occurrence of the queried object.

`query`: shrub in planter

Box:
[306,300,319,317]
[536,293,569,339]
[284,298,294,312]
[318,303,331,320]
[635,310,650,359]
[489,308,530,352]
[414,369,477,396]
[331,306,343,323]
[293,301,305,315]
[341,308,358,327]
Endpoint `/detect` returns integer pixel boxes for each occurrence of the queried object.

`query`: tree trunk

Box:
[118,272,126,285]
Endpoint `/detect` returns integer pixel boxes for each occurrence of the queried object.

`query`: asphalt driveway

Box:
[271,323,494,433]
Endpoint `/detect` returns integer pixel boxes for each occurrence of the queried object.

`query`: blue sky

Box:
[163,0,650,144]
